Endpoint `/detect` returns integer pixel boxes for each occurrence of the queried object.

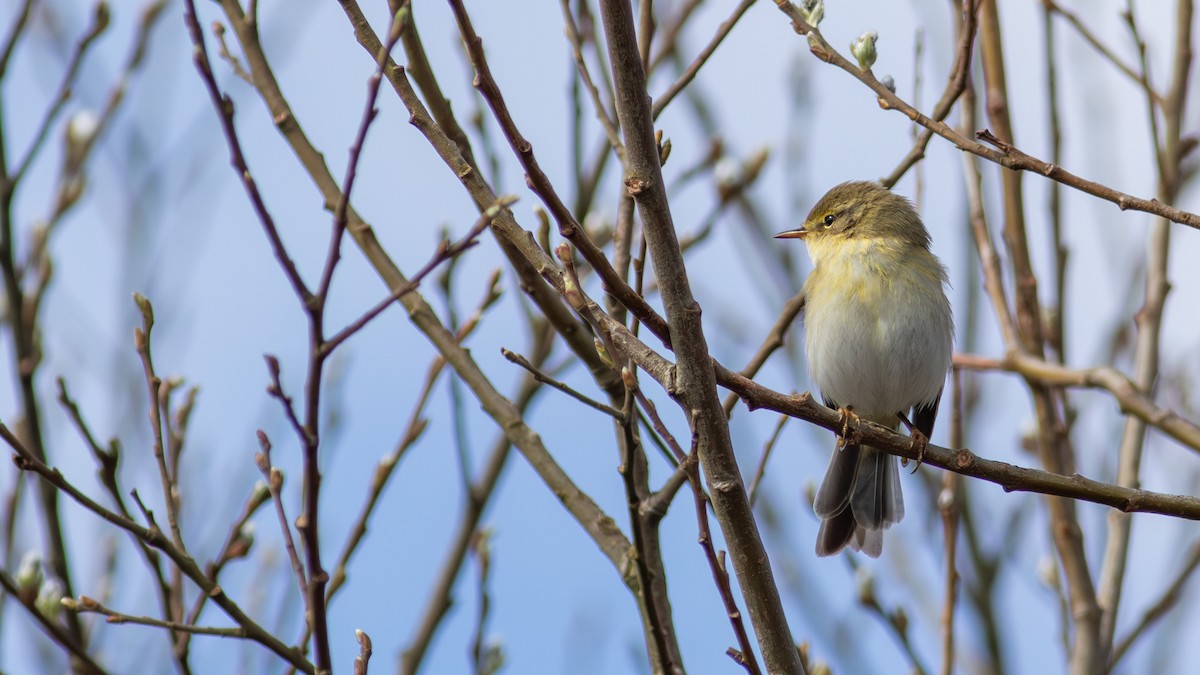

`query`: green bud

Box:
[799,0,824,27]
[36,580,65,620]
[15,551,43,592]
[850,31,879,70]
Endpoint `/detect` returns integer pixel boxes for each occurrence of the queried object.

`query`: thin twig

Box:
[67,595,250,638]
[651,0,756,119]
[1043,0,1165,106]
[502,348,624,419]
[253,431,309,601]
[559,0,624,156]
[0,569,108,674]
[1,423,316,673]
[320,197,515,356]
[630,381,760,675]
[748,414,788,507]
[1109,539,1200,666]
[773,1,1200,229]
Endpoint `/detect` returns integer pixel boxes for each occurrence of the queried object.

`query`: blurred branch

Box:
[1042,0,1164,106]
[747,414,788,507]
[560,0,624,156]
[940,368,964,675]
[1,423,316,673]
[1109,539,1200,667]
[953,353,1200,453]
[0,569,107,674]
[853,568,929,675]
[1098,0,1191,659]
[66,595,249,638]
[650,0,755,119]
[881,0,978,189]
[0,0,35,78]
[58,377,187,672]
[721,290,805,419]
[12,2,109,183]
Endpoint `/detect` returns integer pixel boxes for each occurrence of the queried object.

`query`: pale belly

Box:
[803,268,952,421]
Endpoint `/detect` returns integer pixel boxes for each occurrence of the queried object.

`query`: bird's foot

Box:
[836,406,861,448]
[907,428,929,473]
[895,410,926,470]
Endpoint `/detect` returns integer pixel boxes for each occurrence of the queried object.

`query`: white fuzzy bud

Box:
[850,31,879,70]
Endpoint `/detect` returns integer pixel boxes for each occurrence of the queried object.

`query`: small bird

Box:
[775,181,953,557]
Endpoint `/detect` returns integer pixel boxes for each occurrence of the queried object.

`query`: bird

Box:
[775,180,953,557]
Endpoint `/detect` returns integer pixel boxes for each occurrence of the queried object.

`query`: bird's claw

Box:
[836,406,861,448]
[907,428,929,473]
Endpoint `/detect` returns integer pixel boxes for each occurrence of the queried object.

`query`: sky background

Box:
[3,0,1200,673]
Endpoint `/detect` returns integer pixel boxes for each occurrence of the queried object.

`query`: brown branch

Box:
[584,307,1200,520]
[630,380,760,675]
[616,378,680,675]
[1043,0,1164,106]
[723,375,1200,519]
[881,0,978,188]
[66,595,249,638]
[650,0,756,119]
[952,353,1200,452]
[0,570,106,674]
[598,2,800,672]
[502,348,624,419]
[772,0,1200,230]
[1097,0,1191,659]
[722,290,805,419]
[448,0,672,347]
[333,0,620,394]
[1,424,316,673]
[1109,539,1200,666]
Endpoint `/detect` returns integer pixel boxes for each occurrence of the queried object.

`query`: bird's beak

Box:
[774,228,808,240]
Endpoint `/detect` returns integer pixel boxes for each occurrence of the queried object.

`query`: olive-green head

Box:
[774,180,931,250]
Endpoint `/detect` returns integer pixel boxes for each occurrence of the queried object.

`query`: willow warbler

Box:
[776,181,953,557]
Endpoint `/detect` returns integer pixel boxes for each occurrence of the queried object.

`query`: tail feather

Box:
[813,445,903,558]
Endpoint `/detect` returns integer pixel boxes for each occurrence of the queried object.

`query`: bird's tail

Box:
[813,443,904,557]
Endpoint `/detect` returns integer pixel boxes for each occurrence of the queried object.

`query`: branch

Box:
[953,353,1200,452]
[0,569,107,674]
[772,0,1200,230]
[1,424,316,673]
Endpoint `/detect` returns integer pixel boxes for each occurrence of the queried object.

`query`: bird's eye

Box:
[823,214,836,227]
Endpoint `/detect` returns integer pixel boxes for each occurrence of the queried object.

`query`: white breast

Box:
[803,245,953,422]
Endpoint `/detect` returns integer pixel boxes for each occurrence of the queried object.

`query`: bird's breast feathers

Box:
[802,243,953,421]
